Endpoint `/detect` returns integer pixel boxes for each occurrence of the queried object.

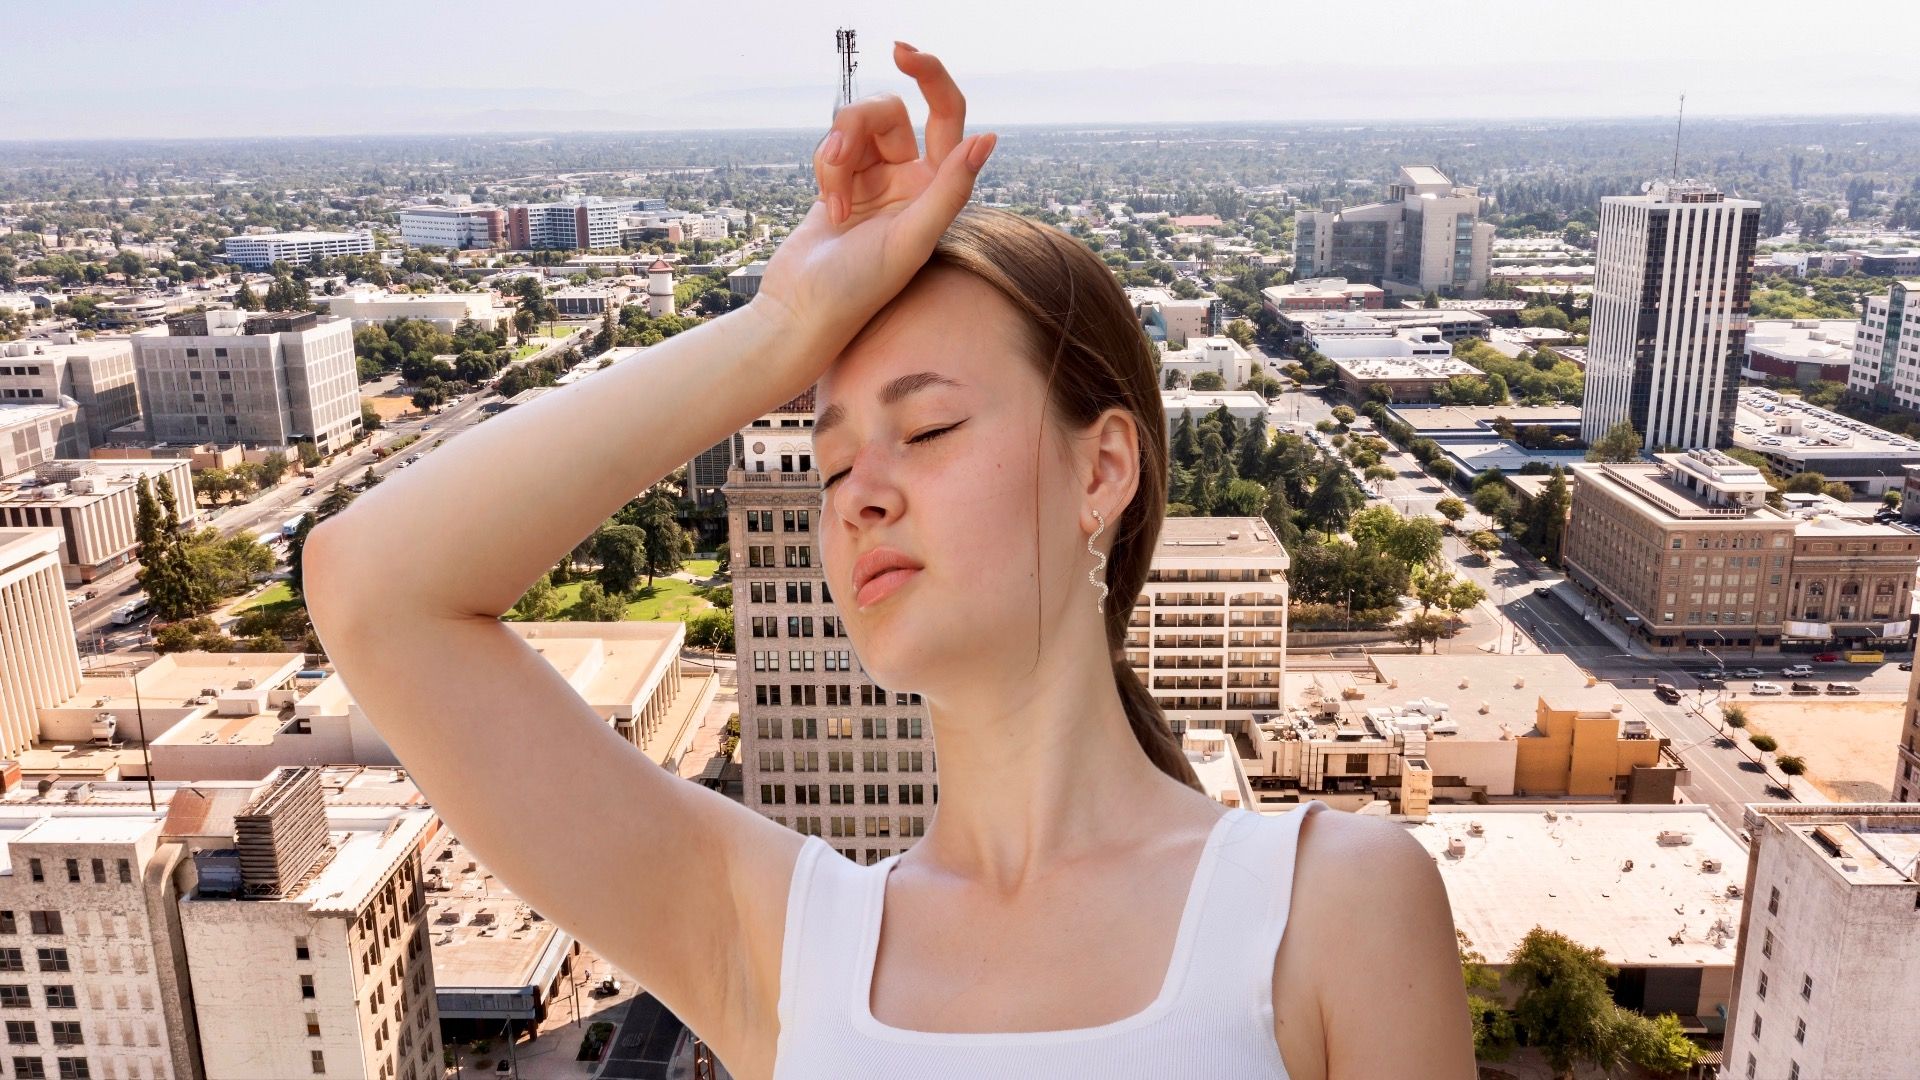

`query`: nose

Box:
[825,449,905,532]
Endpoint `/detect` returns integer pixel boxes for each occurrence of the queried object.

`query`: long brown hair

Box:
[915,207,1200,792]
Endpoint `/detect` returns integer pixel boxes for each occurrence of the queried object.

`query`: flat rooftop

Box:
[56,653,306,716]
[1734,387,1920,466]
[421,828,572,991]
[0,401,76,427]
[1333,356,1482,381]
[1787,820,1920,886]
[1153,517,1288,562]
[227,230,367,244]
[1412,806,1747,968]
[292,807,435,916]
[1385,404,1582,436]
[1284,654,1647,743]
[0,527,61,571]
[1745,319,1856,361]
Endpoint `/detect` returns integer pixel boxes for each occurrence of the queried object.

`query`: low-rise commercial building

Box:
[1128,287,1215,347]
[1417,805,1746,1029]
[321,290,502,333]
[726,261,765,300]
[0,529,83,760]
[1563,450,1920,652]
[1278,307,1490,345]
[1743,319,1855,386]
[1158,335,1252,389]
[0,399,87,476]
[1726,804,1920,1080]
[0,458,197,583]
[397,205,506,250]
[546,286,624,317]
[1259,277,1385,314]
[1732,387,1920,495]
[223,231,374,269]
[1333,354,1482,404]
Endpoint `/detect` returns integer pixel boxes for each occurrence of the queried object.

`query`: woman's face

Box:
[812,267,1083,697]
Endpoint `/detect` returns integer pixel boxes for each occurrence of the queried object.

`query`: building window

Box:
[15,1057,47,1079]
[300,974,315,999]
[27,913,59,937]
[115,861,130,885]
[0,913,13,935]
[1800,974,1812,1001]
[1751,1014,1762,1039]
[48,1022,78,1047]
[34,950,67,974]
[0,952,19,974]
[306,1012,321,1037]
[295,937,310,961]
[43,986,75,1009]
[1757,972,1768,999]
[1762,929,1773,958]
[1768,886,1779,915]
[57,1058,89,1080]
[0,987,28,1008]
[1794,1017,1806,1043]
[63,861,78,884]
[5,1019,35,1043]
[27,861,41,884]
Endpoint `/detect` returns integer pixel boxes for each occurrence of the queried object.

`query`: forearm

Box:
[308,300,816,619]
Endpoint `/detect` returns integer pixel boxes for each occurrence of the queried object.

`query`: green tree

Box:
[1749,734,1778,754]
[1460,933,1516,1061]
[590,524,649,594]
[1190,371,1226,391]
[1306,464,1367,535]
[508,575,563,621]
[230,278,260,310]
[1435,497,1467,523]
[623,487,693,585]
[686,609,735,651]
[1387,516,1445,568]
[1472,484,1517,525]
[1506,929,1627,1079]
[133,477,196,621]
[1585,420,1642,463]
[571,581,629,622]
[1524,467,1573,561]
[1467,530,1501,558]
[1397,611,1453,653]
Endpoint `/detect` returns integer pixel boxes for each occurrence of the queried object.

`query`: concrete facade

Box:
[0,459,197,585]
[0,336,142,448]
[1847,280,1920,410]
[223,232,373,269]
[131,311,361,455]
[0,529,82,760]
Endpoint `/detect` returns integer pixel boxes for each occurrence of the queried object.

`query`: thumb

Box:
[894,132,996,255]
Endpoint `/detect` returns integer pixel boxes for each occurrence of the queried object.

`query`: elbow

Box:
[302,516,367,641]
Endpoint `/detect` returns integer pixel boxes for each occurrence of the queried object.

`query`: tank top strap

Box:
[1176,802,1326,1019]
[776,836,880,1039]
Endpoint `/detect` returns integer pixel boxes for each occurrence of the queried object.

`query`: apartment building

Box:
[175,767,441,1080]
[222,232,373,269]
[396,206,506,251]
[1847,280,1920,411]
[131,310,360,455]
[505,198,624,252]
[1725,805,1920,1080]
[1579,181,1761,449]
[0,459,197,584]
[0,336,141,447]
[1563,450,1919,653]
[1292,166,1495,298]
[0,529,82,761]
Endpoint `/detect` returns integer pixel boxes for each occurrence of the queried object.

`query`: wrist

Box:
[732,295,839,399]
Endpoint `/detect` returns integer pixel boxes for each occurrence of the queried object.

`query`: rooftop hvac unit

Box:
[1701,858,1722,873]
[1657,830,1694,847]
[1467,821,1484,837]
[1445,836,1466,858]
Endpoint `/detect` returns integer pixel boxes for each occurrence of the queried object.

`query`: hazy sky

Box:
[8,0,1915,140]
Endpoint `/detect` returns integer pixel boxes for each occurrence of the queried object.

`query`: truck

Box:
[1845,650,1884,664]
[110,596,150,625]
[280,514,307,539]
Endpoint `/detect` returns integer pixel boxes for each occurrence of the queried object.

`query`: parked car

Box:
[1781,665,1815,678]
[1812,652,1841,663]
[1901,661,1914,672]
[591,977,621,998]
[1825,683,1861,695]
[301,485,315,496]
[1696,676,1726,690]
[494,1059,512,1076]
[1750,682,1784,696]
[1735,667,1767,679]
[1654,683,1683,704]
[1790,682,1822,695]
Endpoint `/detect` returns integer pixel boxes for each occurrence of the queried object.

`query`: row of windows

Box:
[747,580,828,605]
[754,686,922,708]
[743,510,813,533]
[6,1056,91,1079]
[759,751,929,773]
[758,783,933,806]
[744,545,813,569]
[2,1019,82,1044]
[776,815,928,839]
[25,860,133,886]
[747,617,846,640]
[0,949,67,973]
[0,985,77,1009]
[756,716,925,740]
[0,912,65,936]
[751,649,855,672]
[0,367,43,376]
[0,389,46,400]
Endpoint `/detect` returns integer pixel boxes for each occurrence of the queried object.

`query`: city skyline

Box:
[8,0,1919,140]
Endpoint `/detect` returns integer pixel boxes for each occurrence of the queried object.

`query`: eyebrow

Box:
[813,372,965,442]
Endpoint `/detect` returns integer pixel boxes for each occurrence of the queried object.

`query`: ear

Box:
[1080,406,1141,536]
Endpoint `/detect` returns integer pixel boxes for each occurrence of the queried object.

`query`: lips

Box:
[852,546,924,608]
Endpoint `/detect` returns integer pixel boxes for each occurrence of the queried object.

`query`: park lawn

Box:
[552,576,714,622]
[511,344,543,360]
[682,559,720,580]
[232,582,297,616]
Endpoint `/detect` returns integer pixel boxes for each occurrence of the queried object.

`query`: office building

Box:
[175,767,441,1080]
[547,286,622,317]
[1562,450,1919,653]
[1847,280,1920,411]
[1157,336,1251,390]
[131,310,360,455]
[223,231,374,269]
[0,459,198,584]
[1579,181,1762,449]
[396,205,506,251]
[1419,805,1746,1027]
[1127,287,1214,347]
[1275,308,1490,346]
[0,399,86,476]
[726,262,766,300]
[1725,805,1920,1080]
[1292,166,1495,298]
[0,335,142,447]
[1160,389,1271,437]
[1258,278,1385,315]
[505,198,624,252]
[0,529,83,760]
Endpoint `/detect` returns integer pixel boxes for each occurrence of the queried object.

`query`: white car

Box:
[1781,665,1815,678]
[1750,682,1784,696]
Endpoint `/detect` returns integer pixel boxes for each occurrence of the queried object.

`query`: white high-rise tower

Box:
[1579,181,1761,451]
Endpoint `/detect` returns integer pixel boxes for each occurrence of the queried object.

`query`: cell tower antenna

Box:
[1672,92,1685,179]
[836,29,859,109]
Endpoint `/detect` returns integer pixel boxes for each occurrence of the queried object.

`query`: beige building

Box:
[1563,451,1920,653]
[0,529,83,761]
[0,399,88,477]
[321,291,502,334]
[174,767,441,1080]
[1899,661,1920,803]
[131,310,361,455]
[1416,805,1746,1029]
[0,459,197,584]
[1251,654,1677,814]
[0,335,142,447]
[1726,805,1920,1080]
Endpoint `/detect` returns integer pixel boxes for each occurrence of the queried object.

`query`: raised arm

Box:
[302,40,995,1075]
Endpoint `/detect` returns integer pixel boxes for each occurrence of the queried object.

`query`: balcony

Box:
[1153,635,1225,650]
[726,469,821,487]
[1229,613,1285,628]
[1153,676,1224,691]
[1153,595,1227,608]
[1154,614,1224,629]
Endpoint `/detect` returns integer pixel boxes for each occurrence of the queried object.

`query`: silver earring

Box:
[1088,508,1109,613]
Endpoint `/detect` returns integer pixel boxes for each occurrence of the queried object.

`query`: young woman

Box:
[305,42,1473,1080]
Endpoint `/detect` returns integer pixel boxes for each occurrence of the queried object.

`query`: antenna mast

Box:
[836,29,859,109]
[1671,92,1686,179]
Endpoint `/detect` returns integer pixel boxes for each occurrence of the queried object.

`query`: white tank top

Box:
[772,801,1324,1078]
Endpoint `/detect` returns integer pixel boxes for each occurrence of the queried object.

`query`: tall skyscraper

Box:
[1292,165,1494,298]
[1847,279,1920,411]
[1579,181,1761,450]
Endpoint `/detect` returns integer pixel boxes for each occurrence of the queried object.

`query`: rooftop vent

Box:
[234,766,332,898]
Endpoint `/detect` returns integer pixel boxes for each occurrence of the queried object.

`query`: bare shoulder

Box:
[1277,807,1475,1080]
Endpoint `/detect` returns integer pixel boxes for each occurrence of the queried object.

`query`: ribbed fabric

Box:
[772,801,1324,1078]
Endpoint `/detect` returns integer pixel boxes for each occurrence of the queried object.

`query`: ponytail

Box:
[1113,655,1202,792]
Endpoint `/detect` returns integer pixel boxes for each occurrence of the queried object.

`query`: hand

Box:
[751,42,996,369]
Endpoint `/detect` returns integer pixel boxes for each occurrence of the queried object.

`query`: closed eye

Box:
[821,422,963,490]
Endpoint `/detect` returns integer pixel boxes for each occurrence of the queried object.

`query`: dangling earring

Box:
[1087,508,1110,613]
